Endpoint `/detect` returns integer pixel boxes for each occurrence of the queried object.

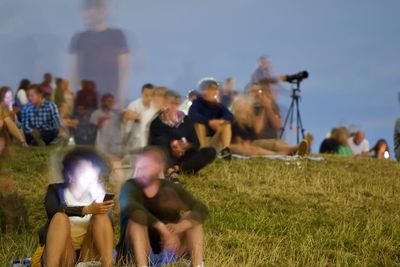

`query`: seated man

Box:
[230,95,308,156]
[22,85,62,146]
[245,83,311,155]
[117,146,208,267]
[123,83,156,150]
[189,78,233,159]
[149,90,216,177]
[347,131,369,156]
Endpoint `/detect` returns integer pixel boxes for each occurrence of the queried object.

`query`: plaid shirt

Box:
[22,100,62,133]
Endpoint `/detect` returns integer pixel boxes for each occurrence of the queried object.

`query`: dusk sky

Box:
[0,0,399,152]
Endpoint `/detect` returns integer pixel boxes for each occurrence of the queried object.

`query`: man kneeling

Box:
[117,147,208,267]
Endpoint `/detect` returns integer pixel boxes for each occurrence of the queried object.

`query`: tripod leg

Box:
[295,98,305,143]
[280,99,295,139]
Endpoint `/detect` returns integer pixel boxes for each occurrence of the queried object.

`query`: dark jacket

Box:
[148,114,200,167]
[188,96,233,125]
[117,179,208,255]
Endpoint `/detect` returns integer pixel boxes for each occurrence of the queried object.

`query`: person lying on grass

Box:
[38,147,114,267]
[117,146,208,267]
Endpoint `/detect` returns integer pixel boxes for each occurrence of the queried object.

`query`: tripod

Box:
[280,80,305,144]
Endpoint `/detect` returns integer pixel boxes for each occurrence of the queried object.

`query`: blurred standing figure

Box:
[40,73,54,100]
[69,0,129,108]
[219,77,237,108]
[394,118,400,161]
[251,56,286,84]
[347,131,369,156]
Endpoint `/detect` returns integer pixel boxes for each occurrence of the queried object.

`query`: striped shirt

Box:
[22,100,62,133]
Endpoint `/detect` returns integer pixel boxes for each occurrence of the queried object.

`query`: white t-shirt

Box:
[64,189,93,249]
[124,98,157,148]
[347,137,369,155]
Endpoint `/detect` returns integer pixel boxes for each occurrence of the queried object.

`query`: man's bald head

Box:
[353,131,365,145]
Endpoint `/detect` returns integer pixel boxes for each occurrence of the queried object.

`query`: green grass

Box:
[1,148,400,266]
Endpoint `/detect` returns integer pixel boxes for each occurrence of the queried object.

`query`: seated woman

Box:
[39,147,114,267]
[320,127,352,156]
[369,139,390,159]
[230,95,308,156]
[0,86,27,147]
[149,90,216,177]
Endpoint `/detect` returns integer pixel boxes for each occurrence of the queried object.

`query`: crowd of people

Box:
[0,56,397,266]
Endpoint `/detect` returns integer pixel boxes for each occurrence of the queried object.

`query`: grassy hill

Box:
[1,148,400,266]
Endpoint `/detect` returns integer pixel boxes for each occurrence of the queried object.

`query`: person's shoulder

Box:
[127,98,142,109]
[150,113,163,126]
[121,178,140,191]
[45,100,57,107]
[22,103,34,111]
[47,182,66,191]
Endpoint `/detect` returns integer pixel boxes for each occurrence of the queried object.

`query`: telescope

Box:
[284,71,309,83]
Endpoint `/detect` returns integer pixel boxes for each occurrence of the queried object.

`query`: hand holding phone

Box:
[103,193,115,202]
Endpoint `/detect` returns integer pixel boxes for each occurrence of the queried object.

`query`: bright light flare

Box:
[384,151,390,159]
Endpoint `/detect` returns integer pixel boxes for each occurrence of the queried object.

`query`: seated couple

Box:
[39,146,207,267]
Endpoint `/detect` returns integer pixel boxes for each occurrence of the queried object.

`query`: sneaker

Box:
[297,140,309,157]
[31,129,45,147]
[220,147,232,160]
[167,171,180,184]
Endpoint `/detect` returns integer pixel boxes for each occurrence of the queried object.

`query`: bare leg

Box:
[184,224,205,266]
[44,212,76,267]
[194,124,208,148]
[219,123,232,148]
[230,143,276,156]
[253,139,297,155]
[3,117,25,144]
[80,214,113,267]
[126,220,150,266]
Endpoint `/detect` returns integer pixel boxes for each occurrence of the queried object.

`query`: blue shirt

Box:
[188,97,233,124]
[22,100,62,133]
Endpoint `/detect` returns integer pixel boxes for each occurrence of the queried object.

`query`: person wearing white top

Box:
[122,83,156,150]
[41,147,114,267]
[347,131,369,156]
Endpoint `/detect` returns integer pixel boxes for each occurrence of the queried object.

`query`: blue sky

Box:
[0,0,399,153]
